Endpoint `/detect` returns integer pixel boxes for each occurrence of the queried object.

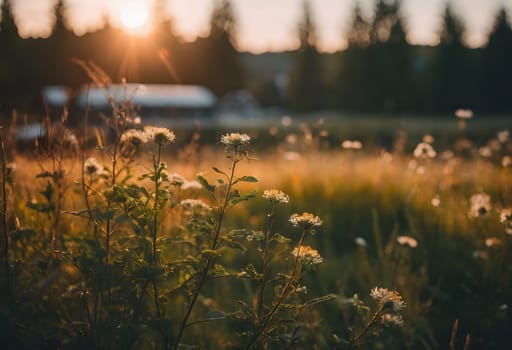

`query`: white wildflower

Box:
[220,133,251,146]
[292,245,324,267]
[144,126,175,145]
[455,109,474,119]
[485,237,502,248]
[354,237,367,247]
[84,157,104,177]
[497,130,509,143]
[121,129,148,144]
[469,193,491,218]
[397,236,418,248]
[500,209,512,234]
[370,287,406,311]
[289,212,323,230]
[422,134,434,144]
[262,189,289,204]
[342,140,363,150]
[413,142,436,159]
[182,180,202,190]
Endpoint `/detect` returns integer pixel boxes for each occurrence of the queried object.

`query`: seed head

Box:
[144,126,175,145]
[292,245,324,267]
[289,212,323,230]
[370,287,406,311]
[262,189,289,204]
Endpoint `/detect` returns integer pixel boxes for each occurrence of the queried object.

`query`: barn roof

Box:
[74,84,218,110]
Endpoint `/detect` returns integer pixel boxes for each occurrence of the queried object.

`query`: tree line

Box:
[1,0,512,116]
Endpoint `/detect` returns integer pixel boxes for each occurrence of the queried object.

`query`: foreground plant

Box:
[173,132,257,349]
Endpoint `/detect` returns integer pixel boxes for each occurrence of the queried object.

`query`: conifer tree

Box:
[287,0,325,112]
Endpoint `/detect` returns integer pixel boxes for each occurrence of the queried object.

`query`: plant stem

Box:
[173,158,238,350]
[256,203,276,317]
[245,230,307,350]
[152,144,162,317]
[347,305,385,350]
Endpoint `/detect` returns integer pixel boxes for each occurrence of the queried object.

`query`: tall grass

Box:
[0,107,510,349]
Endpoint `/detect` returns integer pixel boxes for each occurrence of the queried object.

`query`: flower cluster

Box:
[84,157,104,177]
[370,287,406,311]
[397,235,418,248]
[220,133,251,146]
[292,245,324,268]
[220,133,251,158]
[342,140,363,150]
[121,129,148,144]
[500,209,512,235]
[262,189,289,204]
[144,126,176,145]
[455,109,474,119]
[469,193,491,218]
[413,142,436,159]
[289,212,323,230]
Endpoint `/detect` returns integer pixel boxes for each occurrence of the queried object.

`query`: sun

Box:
[120,2,152,35]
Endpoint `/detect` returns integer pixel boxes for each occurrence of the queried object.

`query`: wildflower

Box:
[370,287,406,311]
[497,130,509,143]
[180,199,210,211]
[381,313,404,327]
[84,157,104,177]
[281,116,292,127]
[220,132,251,158]
[431,195,441,207]
[502,156,512,168]
[169,173,186,186]
[181,180,202,190]
[469,193,491,218]
[455,109,474,119]
[262,189,289,204]
[354,237,367,247]
[144,126,175,145]
[413,142,436,159]
[422,134,434,144]
[485,237,502,248]
[397,236,418,248]
[499,209,512,234]
[220,133,251,147]
[121,129,148,144]
[64,132,79,149]
[342,140,363,150]
[289,212,323,230]
[479,147,492,157]
[292,245,324,267]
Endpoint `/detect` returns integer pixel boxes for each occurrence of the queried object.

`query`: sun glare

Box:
[120,2,152,35]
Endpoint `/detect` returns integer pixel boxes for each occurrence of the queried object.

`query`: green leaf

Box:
[197,173,216,193]
[212,167,228,177]
[234,175,258,184]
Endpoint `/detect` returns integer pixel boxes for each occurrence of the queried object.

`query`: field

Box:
[0,112,511,349]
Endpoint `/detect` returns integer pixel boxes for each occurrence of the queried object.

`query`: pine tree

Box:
[482,8,512,114]
[204,0,243,97]
[287,0,325,112]
[335,2,371,111]
[434,3,474,112]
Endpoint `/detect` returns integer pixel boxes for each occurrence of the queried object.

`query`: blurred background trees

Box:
[1,0,512,115]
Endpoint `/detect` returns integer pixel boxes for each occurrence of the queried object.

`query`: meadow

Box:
[0,109,511,350]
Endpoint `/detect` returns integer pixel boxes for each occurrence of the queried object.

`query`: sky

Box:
[3,0,512,53]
